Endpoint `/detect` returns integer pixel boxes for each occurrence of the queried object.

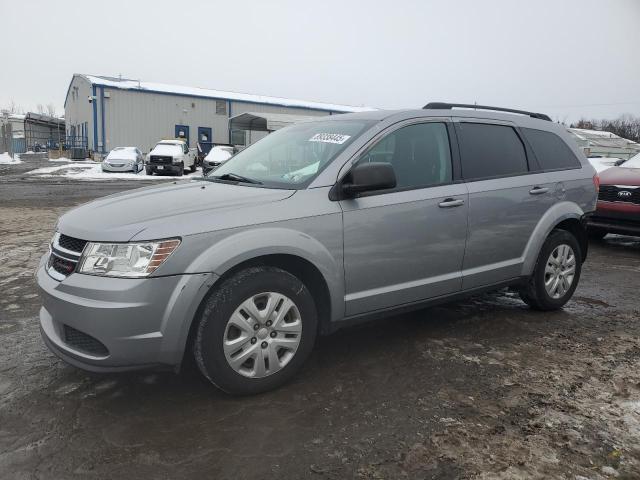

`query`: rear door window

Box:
[457,123,528,181]
[521,128,581,171]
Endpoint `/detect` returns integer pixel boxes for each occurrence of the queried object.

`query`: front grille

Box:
[63,325,109,356]
[58,234,88,253]
[598,185,640,204]
[49,255,76,276]
[149,155,173,165]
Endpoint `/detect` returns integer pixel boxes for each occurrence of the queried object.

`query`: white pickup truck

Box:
[146,139,197,176]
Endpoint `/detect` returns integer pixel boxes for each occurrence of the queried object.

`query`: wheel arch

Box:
[522,202,587,276]
[179,227,343,369]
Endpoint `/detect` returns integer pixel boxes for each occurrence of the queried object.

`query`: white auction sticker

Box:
[308,133,351,144]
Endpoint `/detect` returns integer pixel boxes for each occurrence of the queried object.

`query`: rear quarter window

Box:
[522,128,581,171]
[457,123,528,180]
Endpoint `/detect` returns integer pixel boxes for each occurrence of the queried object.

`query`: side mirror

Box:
[334,162,396,199]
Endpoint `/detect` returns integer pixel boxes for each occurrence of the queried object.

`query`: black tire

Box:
[519,230,582,311]
[194,266,318,395]
[588,227,608,241]
[190,162,197,173]
[145,166,153,175]
[177,162,184,176]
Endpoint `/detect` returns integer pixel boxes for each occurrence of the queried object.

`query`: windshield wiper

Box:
[207,172,263,185]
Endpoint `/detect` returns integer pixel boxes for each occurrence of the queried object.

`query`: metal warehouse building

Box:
[64,74,372,156]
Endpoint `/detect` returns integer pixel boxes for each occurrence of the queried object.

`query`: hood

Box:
[57,180,296,242]
[150,144,182,156]
[598,166,640,186]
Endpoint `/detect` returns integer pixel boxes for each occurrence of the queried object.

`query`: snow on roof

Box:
[80,74,374,113]
[567,128,640,149]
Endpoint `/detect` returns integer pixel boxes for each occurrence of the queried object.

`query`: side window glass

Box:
[357,123,453,189]
[521,128,580,170]
[457,123,528,180]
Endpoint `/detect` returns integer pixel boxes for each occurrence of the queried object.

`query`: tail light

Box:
[593,173,600,193]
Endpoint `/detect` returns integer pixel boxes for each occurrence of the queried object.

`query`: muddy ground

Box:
[1,160,639,479]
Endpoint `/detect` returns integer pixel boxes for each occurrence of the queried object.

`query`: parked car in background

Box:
[202,145,235,175]
[146,139,196,176]
[37,104,597,395]
[587,156,626,173]
[101,147,144,173]
[587,152,640,239]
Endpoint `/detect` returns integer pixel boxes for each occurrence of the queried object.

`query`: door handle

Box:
[438,198,465,208]
[529,186,549,195]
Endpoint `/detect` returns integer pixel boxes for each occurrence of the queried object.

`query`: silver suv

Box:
[37,103,598,394]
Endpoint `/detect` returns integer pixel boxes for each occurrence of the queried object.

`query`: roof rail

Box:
[423,102,552,121]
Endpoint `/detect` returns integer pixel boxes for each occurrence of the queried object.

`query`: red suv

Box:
[588,153,640,239]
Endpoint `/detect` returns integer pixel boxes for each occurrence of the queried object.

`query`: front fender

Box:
[521,201,585,276]
[185,226,344,322]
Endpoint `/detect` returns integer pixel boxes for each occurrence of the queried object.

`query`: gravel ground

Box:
[1,160,639,480]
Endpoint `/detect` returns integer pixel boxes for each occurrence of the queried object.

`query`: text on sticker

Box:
[308,133,351,144]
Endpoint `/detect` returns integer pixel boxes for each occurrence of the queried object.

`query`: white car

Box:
[146,139,197,176]
[101,147,144,173]
[588,156,626,174]
[202,145,235,175]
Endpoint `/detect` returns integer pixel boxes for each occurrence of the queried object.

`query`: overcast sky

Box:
[1,0,638,123]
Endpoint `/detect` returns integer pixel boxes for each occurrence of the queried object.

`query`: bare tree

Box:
[6,100,24,114]
[45,103,57,117]
[571,115,640,143]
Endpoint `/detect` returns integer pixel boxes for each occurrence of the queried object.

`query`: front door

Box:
[341,121,468,316]
[198,127,212,143]
[175,125,190,146]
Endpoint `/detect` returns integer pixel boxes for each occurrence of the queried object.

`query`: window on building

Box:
[216,100,227,115]
[457,123,528,180]
[356,122,453,190]
[231,129,246,146]
[521,128,580,171]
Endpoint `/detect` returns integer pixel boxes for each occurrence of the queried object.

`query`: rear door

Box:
[455,120,555,289]
[341,120,469,316]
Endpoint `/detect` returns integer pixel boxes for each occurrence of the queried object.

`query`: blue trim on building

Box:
[228,100,232,144]
[100,86,106,153]
[92,85,98,152]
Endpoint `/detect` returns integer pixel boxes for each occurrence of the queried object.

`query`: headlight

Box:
[78,239,180,277]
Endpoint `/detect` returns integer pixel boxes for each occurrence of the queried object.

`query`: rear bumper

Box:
[36,254,218,372]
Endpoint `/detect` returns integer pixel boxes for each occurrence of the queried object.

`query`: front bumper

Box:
[102,162,136,172]
[36,254,217,372]
[587,200,640,235]
[147,163,183,174]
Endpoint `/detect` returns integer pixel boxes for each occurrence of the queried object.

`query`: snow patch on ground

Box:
[27,163,203,181]
[0,152,22,164]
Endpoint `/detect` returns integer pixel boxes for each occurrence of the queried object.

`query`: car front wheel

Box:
[194,266,318,395]
[519,230,582,311]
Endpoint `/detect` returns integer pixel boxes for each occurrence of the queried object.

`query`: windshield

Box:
[621,152,640,168]
[209,119,374,188]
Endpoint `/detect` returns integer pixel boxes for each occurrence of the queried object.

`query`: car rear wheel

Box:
[193,266,318,395]
[519,230,582,311]
[145,166,153,175]
[587,227,608,240]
